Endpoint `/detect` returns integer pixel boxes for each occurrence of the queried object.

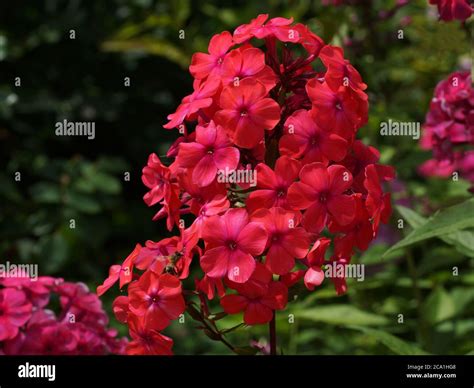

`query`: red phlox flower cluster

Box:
[0,276,127,355]
[98,15,395,355]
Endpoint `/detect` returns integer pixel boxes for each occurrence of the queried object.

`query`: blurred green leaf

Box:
[294,305,389,326]
[422,287,456,325]
[348,326,430,355]
[384,199,474,257]
[397,205,474,257]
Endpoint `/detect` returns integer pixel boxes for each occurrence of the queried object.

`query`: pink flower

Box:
[252,207,310,275]
[164,78,221,129]
[281,109,348,164]
[429,0,473,22]
[0,288,32,341]
[246,156,301,213]
[319,45,367,91]
[215,77,280,148]
[142,153,172,207]
[233,14,300,43]
[200,208,267,283]
[221,46,277,93]
[128,271,185,331]
[190,31,234,80]
[220,264,287,325]
[126,315,174,355]
[97,243,142,296]
[288,163,355,233]
[306,79,367,139]
[304,238,331,291]
[177,121,240,187]
[364,164,395,232]
[21,323,78,355]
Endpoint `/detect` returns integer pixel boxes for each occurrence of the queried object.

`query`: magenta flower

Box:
[0,288,32,341]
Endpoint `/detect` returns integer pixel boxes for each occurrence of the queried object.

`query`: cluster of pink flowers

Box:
[98,14,395,355]
[429,0,473,21]
[0,276,127,355]
[419,71,474,190]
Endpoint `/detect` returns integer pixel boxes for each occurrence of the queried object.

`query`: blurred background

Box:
[0,0,472,355]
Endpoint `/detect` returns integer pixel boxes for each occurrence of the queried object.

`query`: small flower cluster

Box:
[0,276,127,355]
[429,0,473,21]
[98,14,395,355]
[419,71,474,190]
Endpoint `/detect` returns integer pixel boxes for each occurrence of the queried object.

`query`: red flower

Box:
[294,23,324,55]
[189,31,234,80]
[329,193,374,255]
[288,162,355,233]
[429,0,473,22]
[281,109,348,164]
[97,243,141,296]
[215,77,280,148]
[142,153,172,207]
[164,78,220,129]
[319,45,367,92]
[196,275,226,300]
[187,195,229,240]
[233,14,300,43]
[0,288,32,341]
[200,208,267,283]
[306,79,367,139]
[126,315,173,355]
[177,121,240,187]
[220,264,288,325]
[304,238,331,291]
[128,271,185,331]
[252,207,310,275]
[364,164,395,233]
[340,140,380,193]
[246,156,301,213]
[97,16,395,350]
[221,46,277,93]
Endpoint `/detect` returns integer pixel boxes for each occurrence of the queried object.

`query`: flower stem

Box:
[269,311,277,355]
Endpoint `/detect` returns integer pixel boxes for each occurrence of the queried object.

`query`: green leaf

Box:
[348,326,429,355]
[397,205,474,258]
[101,38,189,68]
[30,183,61,204]
[422,287,456,324]
[294,305,389,326]
[65,192,101,214]
[383,199,474,257]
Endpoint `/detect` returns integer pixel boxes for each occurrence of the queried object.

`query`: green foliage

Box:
[385,200,474,257]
